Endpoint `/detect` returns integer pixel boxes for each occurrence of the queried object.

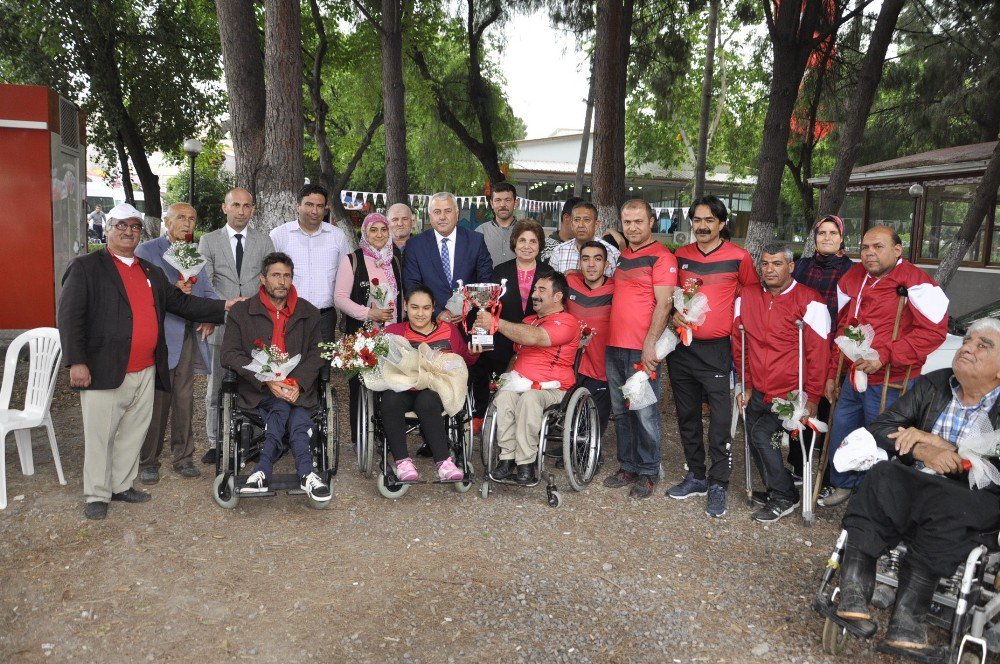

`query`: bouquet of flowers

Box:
[445,280,466,317]
[367,277,395,313]
[319,326,390,382]
[496,370,560,393]
[654,327,680,359]
[955,414,1000,489]
[770,390,828,448]
[244,339,300,384]
[834,323,880,393]
[621,363,658,411]
[673,277,711,346]
[163,232,206,284]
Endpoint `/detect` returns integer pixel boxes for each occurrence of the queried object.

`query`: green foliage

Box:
[164,141,235,231]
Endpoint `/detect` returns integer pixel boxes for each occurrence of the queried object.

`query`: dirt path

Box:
[1,367,894,663]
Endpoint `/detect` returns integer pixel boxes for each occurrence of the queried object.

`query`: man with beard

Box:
[477,181,519,266]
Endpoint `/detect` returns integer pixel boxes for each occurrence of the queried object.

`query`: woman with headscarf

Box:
[335,212,404,445]
[787,214,854,483]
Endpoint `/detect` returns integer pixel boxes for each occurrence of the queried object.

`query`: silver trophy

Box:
[462,279,508,350]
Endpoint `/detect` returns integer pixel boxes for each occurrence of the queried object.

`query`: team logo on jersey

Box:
[681,263,689,269]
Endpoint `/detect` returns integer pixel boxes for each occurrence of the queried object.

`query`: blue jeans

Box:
[256,396,315,479]
[606,346,663,476]
[827,377,913,489]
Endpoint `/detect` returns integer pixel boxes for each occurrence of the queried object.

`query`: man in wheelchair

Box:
[832,317,1000,655]
[476,272,580,485]
[221,252,331,503]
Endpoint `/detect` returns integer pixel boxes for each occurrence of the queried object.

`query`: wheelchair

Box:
[354,382,475,499]
[211,365,340,510]
[478,347,601,507]
[812,529,1000,663]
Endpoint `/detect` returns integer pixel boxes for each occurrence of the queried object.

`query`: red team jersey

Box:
[673,240,759,341]
[513,311,581,390]
[565,272,614,382]
[607,242,678,350]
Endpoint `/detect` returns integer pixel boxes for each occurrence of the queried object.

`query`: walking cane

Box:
[739,324,753,506]
[811,351,844,509]
[879,285,914,414]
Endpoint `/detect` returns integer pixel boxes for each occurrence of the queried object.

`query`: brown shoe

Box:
[175,462,201,478]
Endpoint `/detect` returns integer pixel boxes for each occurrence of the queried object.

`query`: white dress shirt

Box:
[433,228,458,283]
[270,220,349,310]
[225,223,247,266]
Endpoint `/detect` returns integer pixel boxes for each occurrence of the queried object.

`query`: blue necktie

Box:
[440,237,452,286]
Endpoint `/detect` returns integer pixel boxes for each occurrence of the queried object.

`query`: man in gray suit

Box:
[198,187,275,464]
[135,202,218,483]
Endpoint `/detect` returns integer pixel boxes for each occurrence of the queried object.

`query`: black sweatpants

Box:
[380,389,451,463]
[666,337,733,487]
[844,461,1000,577]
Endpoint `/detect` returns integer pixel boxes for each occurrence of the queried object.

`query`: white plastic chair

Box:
[0,328,66,509]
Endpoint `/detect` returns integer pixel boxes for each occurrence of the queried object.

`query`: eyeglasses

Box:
[112,221,143,232]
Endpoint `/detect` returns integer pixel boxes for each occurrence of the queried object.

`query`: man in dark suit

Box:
[402,191,492,320]
[58,203,238,521]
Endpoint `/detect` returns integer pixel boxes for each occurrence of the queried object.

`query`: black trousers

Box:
[666,337,734,486]
[844,461,1000,577]
[380,390,450,463]
[470,348,512,418]
[745,390,799,502]
[576,374,611,437]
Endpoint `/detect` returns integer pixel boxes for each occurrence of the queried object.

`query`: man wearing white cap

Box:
[58,203,239,520]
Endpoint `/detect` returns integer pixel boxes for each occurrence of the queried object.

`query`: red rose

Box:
[184,232,194,243]
[359,348,377,367]
[254,338,265,349]
[188,276,198,284]
[371,277,380,286]
[583,327,593,337]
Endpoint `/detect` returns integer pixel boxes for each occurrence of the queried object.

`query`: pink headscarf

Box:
[360,212,397,295]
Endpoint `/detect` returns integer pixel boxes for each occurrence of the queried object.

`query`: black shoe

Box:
[515,463,537,485]
[751,496,799,523]
[416,442,433,458]
[883,557,938,651]
[751,490,769,506]
[139,468,160,485]
[602,468,637,489]
[201,449,217,465]
[491,459,515,481]
[84,502,108,520]
[836,545,877,621]
[175,462,201,478]
[111,488,152,504]
[629,474,656,499]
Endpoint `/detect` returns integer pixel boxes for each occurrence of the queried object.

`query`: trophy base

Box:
[471,334,495,351]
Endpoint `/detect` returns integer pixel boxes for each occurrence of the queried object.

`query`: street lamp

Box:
[183,138,203,205]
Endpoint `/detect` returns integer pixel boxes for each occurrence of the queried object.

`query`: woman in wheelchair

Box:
[380,285,478,482]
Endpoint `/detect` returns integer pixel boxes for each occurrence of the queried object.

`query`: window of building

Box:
[920,184,985,262]
[867,187,914,258]
[839,191,865,254]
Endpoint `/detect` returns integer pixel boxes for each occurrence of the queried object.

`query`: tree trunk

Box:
[382,0,408,205]
[817,0,906,221]
[693,0,719,200]
[215,0,266,195]
[574,60,595,197]
[744,0,832,263]
[592,0,633,232]
[256,0,304,233]
[114,134,134,207]
[935,141,1000,289]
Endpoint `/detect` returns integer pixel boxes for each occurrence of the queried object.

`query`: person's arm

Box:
[866,376,939,460]
[220,308,261,390]
[883,281,949,371]
[57,259,91,387]
[641,284,674,373]
[333,254,371,321]
[448,323,478,365]
[402,239,420,294]
[289,312,326,396]
[737,251,761,291]
[494,318,552,347]
[162,271,229,324]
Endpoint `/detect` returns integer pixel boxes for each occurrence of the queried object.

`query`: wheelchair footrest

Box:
[485,476,540,487]
[234,473,307,495]
[874,641,950,663]
[813,596,879,639]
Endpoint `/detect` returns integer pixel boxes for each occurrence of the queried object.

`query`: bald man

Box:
[387,202,415,252]
[134,203,220,482]
[198,188,276,464]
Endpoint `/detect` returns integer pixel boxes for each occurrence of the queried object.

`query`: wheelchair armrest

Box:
[319,364,330,383]
[222,368,238,393]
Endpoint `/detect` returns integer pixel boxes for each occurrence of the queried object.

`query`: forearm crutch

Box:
[811,352,844,508]
[878,285,913,414]
[738,324,753,506]
[796,320,818,527]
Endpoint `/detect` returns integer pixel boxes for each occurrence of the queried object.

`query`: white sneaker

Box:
[243,470,269,493]
[301,472,331,502]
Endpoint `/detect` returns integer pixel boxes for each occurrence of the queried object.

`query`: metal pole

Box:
[188,153,196,205]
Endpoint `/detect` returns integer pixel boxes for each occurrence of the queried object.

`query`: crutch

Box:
[795,319,825,527]
[811,352,844,509]
[736,324,754,506]
[878,285,914,414]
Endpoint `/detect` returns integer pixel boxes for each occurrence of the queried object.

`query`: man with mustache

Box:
[667,195,758,517]
[477,181,518,266]
[819,226,948,507]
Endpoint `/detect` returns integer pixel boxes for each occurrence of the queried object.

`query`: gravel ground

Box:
[0,361,901,663]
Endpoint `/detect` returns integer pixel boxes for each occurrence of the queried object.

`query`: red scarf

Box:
[258,285,299,352]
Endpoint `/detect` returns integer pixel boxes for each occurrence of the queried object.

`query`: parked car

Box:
[920,298,1000,374]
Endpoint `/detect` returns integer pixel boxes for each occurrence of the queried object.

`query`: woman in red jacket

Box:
[381,285,478,482]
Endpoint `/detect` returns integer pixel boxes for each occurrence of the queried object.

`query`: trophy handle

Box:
[498,277,508,298]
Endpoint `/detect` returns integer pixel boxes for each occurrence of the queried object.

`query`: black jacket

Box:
[489,259,555,363]
[58,248,226,392]
[868,368,1000,484]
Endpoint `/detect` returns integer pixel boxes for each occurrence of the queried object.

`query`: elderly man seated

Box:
[834,318,1000,655]
[476,272,581,485]
[221,252,331,503]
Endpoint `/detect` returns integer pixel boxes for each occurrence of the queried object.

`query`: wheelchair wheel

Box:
[959,653,982,664]
[563,388,600,492]
[325,383,340,480]
[377,473,409,499]
[219,392,233,474]
[357,387,376,477]
[822,617,849,655]
[480,404,499,472]
[212,473,239,509]
[454,476,474,493]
